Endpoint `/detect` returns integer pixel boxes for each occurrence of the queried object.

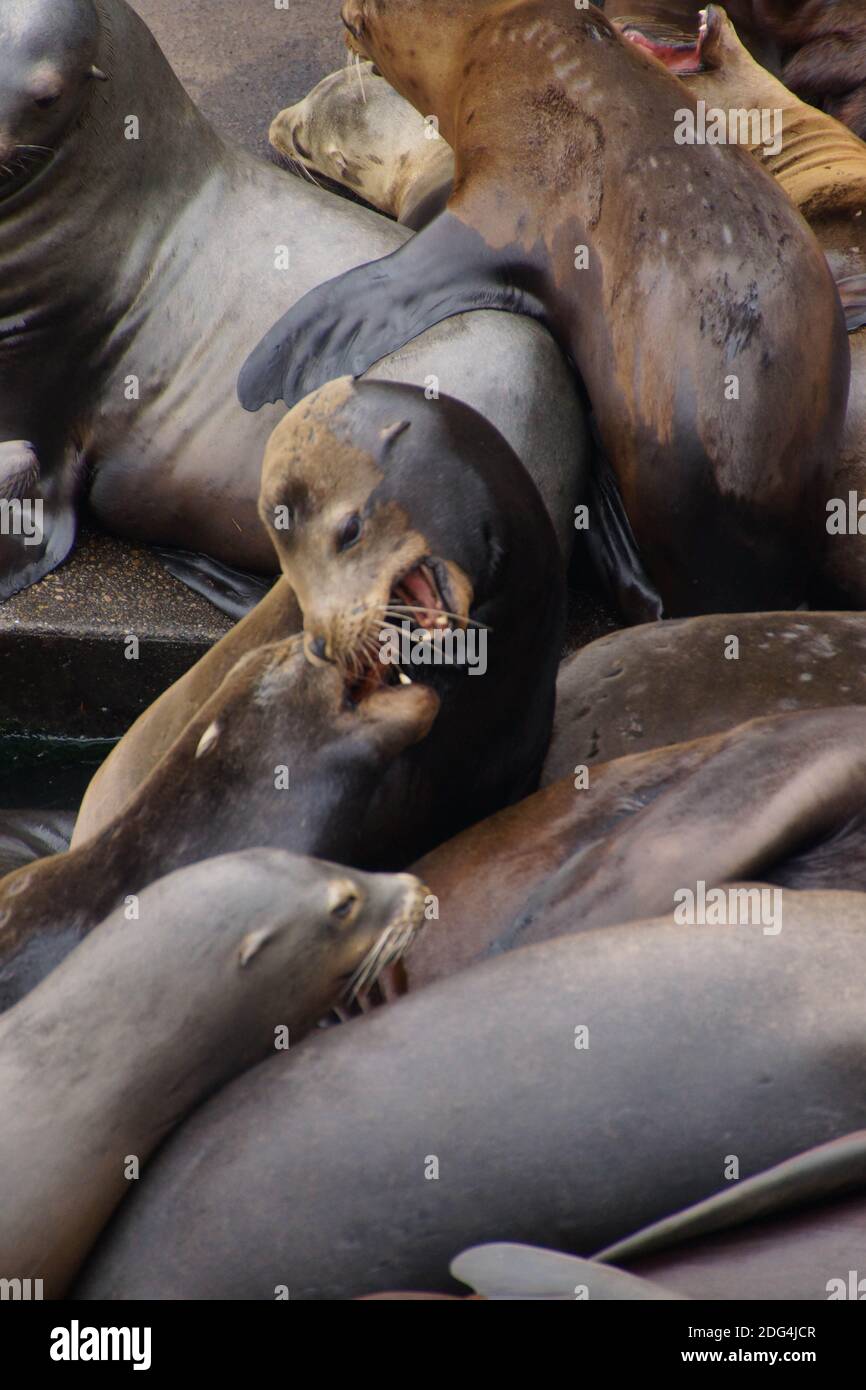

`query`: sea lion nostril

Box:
[308,635,331,662]
[292,129,313,161]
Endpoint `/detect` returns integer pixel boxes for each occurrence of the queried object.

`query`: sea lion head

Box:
[340,0,474,121]
[0,0,106,201]
[259,377,564,846]
[269,64,405,208]
[260,376,559,700]
[218,849,429,1027]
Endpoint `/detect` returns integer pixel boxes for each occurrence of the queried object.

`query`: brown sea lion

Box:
[72,378,565,851]
[270,62,454,229]
[0,0,583,608]
[631,4,866,604]
[73,891,866,1299]
[240,0,849,621]
[0,847,425,1298]
[407,705,866,988]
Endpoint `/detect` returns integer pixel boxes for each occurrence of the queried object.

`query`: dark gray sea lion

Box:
[0,847,425,1297]
[241,0,849,620]
[0,0,584,603]
[0,636,438,1009]
[73,891,866,1299]
[544,610,866,784]
[73,377,565,852]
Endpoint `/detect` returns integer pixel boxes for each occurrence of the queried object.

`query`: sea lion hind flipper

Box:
[238,213,542,411]
[583,441,663,625]
[836,273,866,334]
[152,546,277,619]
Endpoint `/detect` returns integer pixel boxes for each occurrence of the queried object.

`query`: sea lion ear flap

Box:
[836,273,866,334]
[87,65,108,81]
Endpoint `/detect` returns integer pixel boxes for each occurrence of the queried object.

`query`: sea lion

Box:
[240,0,849,621]
[72,377,565,849]
[0,846,425,1298]
[407,705,866,988]
[599,1131,866,1299]
[74,892,866,1299]
[632,4,866,604]
[270,62,454,229]
[544,609,866,783]
[0,0,584,606]
[0,636,438,1010]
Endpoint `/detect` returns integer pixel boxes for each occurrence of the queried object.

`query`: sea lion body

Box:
[0,0,584,599]
[409,704,866,988]
[0,847,425,1297]
[73,378,565,852]
[74,893,866,1299]
[649,4,866,604]
[0,637,438,1009]
[545,609,866,781]
[600,1131,866,1300]
[242,0,849,619]
[270,63,454,229]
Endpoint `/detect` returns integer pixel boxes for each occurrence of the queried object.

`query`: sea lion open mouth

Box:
[0,145,55,203]
[342,875,428,1004]
[616,9,709,75]
[344,556,466,705]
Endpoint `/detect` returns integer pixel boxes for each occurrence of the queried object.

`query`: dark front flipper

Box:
[0,441,76,601]
[584,435,663,625]
[238,212,545,412]
[153,546,277,620]
[0,810,75,881]
[837,273,866,333]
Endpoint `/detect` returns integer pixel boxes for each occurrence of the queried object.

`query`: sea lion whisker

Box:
[375,602,489,631]
[354,52,368,105]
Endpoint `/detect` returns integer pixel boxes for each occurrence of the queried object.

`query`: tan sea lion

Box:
[270,62,454,229]
[0,847,425,1297]
[241,0,849,621]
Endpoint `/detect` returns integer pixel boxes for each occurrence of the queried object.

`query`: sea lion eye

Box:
[337,513,363,551]
[34,94,60,110]
[330,886,361,922]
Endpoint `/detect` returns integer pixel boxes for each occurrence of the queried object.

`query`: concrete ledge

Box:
[0,531,232,739]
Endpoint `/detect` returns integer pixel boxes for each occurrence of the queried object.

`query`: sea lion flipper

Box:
[584,442,663,624]
[238,213,538,411]
[837,273,866,333]
[152,546,277,619]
